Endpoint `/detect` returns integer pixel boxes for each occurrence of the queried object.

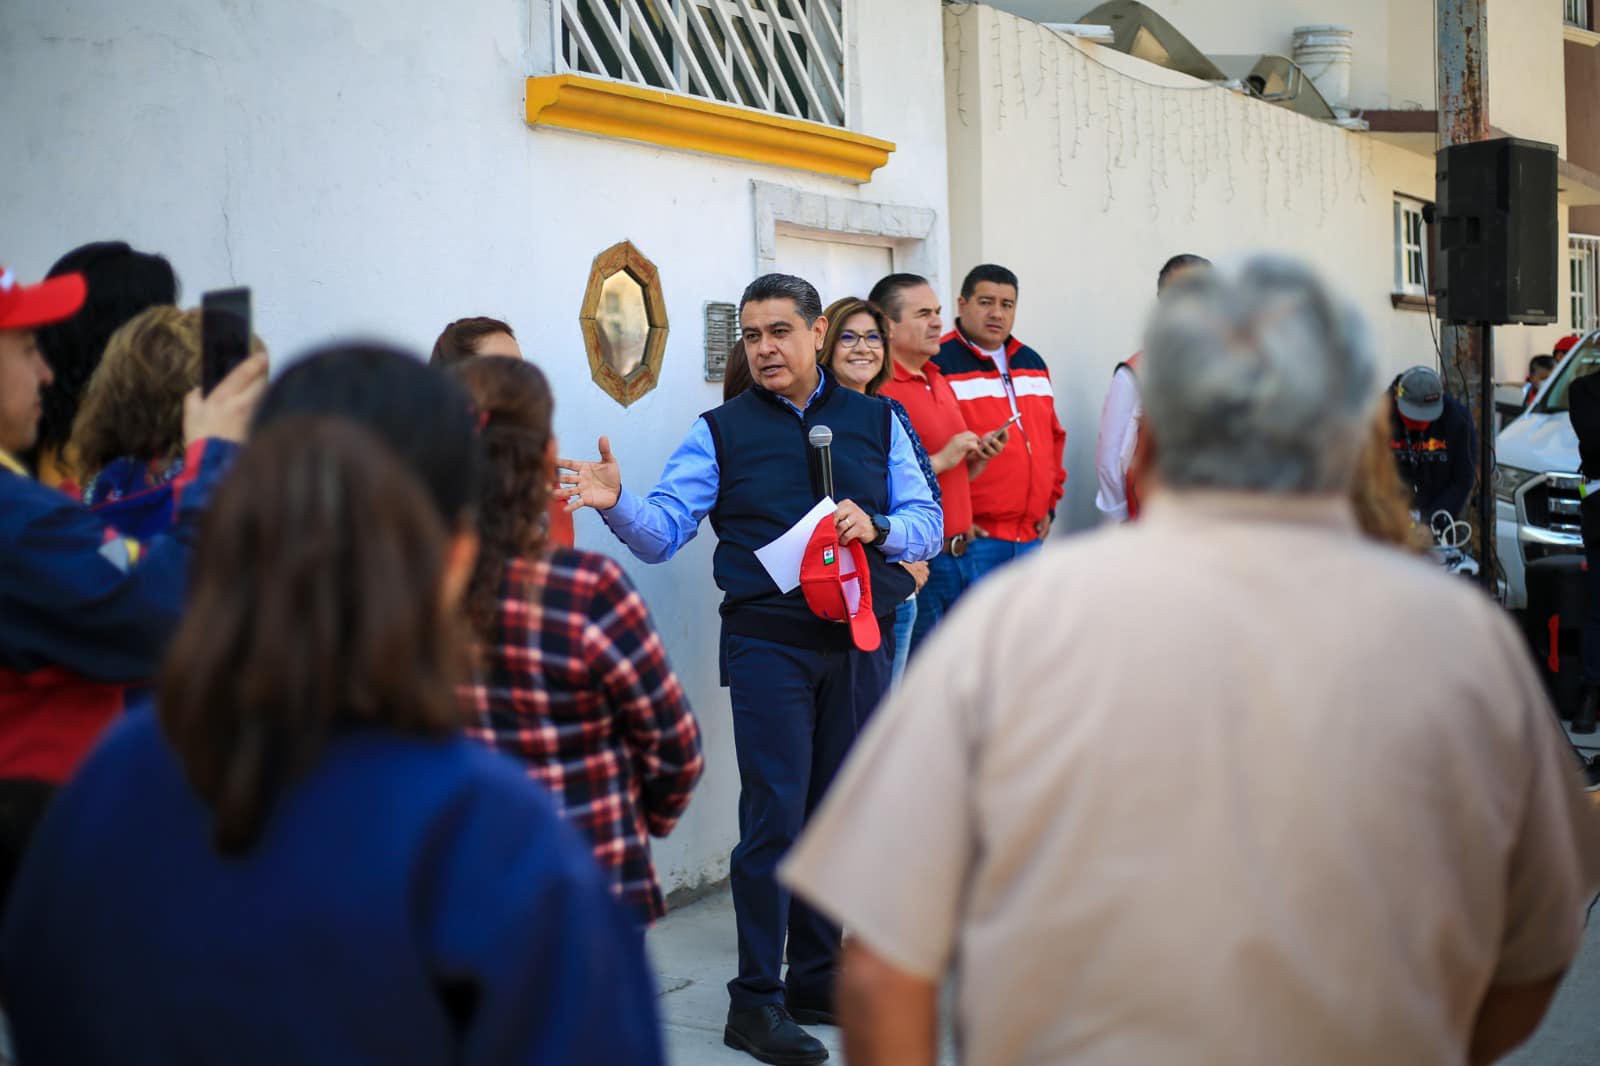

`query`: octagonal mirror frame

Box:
[580,241,669,407]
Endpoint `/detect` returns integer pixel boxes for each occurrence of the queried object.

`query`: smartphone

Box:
[989,411,1023,437]
[201,287,252,394]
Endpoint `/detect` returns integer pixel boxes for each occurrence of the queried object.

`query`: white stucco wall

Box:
[1,0,951,896]
[945,4,1460,533]
[1486,0,1569,154]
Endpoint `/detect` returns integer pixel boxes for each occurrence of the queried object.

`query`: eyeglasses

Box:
[838,330,884,350]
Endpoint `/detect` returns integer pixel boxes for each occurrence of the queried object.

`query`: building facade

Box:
[951,0,1600,529]
[1,0,952,896]
[6,0,1597,895]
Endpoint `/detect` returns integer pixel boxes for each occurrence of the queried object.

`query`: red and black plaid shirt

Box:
[462,549,703,924]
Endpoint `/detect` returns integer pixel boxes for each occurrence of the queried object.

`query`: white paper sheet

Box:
[754,496,836,593]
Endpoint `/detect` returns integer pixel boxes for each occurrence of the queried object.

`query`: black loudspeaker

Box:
[1434,137,1560,325]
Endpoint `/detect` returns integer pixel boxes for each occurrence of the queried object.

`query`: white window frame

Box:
[551,0,849,128]
[1566,0,1591,30]
[1393,196,1429,298]
[1573,235,1599,333]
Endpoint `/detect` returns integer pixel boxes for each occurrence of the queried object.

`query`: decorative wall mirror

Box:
[580,241,668,407]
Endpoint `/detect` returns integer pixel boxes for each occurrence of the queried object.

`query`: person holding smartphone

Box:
[871,273,1006,653]
[935,264,1067,584]
[0,261,263,920]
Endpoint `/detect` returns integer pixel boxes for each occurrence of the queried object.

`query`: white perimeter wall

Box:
[0,0,951,896]
[946,4,1565,535]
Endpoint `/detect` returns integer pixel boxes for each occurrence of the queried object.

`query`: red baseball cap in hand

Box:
[800,516,880,652]
[0,265,86,331]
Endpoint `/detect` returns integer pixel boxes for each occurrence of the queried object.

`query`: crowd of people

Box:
[0,238,1596,1066]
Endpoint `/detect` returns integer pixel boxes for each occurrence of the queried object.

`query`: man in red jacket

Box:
[934,264,1067,581]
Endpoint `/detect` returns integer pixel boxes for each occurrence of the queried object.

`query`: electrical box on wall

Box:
[704,302,737,381]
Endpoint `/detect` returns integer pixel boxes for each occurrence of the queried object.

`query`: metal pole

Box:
[1480,322,1495,593]
[1437,0,1496,588]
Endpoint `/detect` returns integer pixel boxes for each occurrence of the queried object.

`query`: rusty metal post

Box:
[1436,0,1495,590]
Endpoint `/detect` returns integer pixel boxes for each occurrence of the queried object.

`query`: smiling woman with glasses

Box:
[819,297,890,397]
[819,296,941,686]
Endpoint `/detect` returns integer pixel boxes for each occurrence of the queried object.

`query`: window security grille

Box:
[556,0,847,128]
[1573,235,1599,333]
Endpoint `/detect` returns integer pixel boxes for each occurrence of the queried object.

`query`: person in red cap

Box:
[0,262,264,910]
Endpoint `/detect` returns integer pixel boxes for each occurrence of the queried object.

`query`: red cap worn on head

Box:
[1555,334,1581,356]
[0,265,86,331]
[799,516,880,652]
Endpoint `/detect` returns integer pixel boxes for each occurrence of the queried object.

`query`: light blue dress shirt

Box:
[601,374,943,566]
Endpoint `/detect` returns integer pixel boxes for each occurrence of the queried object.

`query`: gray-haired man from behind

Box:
[782,257,1600,1066]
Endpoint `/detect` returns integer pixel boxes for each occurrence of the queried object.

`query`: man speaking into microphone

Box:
[558,273,940,1065]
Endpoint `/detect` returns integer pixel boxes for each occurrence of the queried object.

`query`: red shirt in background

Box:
[880,358,973,539]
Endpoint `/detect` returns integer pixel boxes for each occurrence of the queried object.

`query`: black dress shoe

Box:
[724,1003,829,1065]
[785,991,837,1027]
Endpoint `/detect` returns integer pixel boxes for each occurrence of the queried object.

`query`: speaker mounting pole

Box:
[1437,0,1495,589]
[1479,321,1496,594]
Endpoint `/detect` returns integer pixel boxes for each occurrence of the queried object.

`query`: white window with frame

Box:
[1393,196,1430,298]
[554,0,848,128]
[1566,0,1591,30]
[1573,235,1599,333]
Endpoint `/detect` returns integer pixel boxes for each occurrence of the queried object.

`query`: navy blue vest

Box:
[702,374,914,651]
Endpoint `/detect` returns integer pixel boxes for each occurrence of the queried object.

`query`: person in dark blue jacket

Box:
[0,263,261,918]
[2,401,664,1066]
[559,274,942,1065]
[1388,365,1478,521]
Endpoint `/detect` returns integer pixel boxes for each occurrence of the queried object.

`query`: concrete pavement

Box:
[646,888,957,1065]
[1504,893,1600,1066]
[648,885,1598,1065]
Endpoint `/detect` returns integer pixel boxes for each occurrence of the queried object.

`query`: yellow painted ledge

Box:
[525,74,894,183]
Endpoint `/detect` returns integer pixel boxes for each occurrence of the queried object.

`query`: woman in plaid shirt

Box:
[455,357,704,925]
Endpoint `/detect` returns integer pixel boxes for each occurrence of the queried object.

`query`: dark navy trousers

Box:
[723,631,893,1011]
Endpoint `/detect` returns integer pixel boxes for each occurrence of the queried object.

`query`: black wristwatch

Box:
[870,514,892,543]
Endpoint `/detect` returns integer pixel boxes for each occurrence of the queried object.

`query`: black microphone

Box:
[808,424,835,501]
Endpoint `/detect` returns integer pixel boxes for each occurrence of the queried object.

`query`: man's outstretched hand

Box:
[556,436,623,513]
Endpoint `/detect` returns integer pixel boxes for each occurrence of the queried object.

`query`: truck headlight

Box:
[1493,465,1537,502]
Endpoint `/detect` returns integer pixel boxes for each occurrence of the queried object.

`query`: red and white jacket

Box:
[934,326,1067,542]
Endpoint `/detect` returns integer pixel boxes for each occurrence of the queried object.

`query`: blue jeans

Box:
[964,533,1043,585]
[909,550,979,654]
[723,633,894,1010]
[891,596,917,686]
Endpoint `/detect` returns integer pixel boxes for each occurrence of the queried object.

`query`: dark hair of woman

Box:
[452,357,555,636]
[722,339,752,401]
[252,342,481,527]
[818,297,893,396]
[31,241,179,460]
[430,316,515,368]
[158,418,469,853]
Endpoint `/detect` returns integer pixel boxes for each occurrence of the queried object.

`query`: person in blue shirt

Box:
[559,273,941,1065]
[2,374,665,1066]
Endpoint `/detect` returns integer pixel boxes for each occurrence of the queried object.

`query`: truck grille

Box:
[1524,475,1584,536]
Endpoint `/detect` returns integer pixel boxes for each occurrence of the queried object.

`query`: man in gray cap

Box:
[1389,364,1478,521]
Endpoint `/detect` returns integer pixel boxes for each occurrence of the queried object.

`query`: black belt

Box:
[943,532,969,557]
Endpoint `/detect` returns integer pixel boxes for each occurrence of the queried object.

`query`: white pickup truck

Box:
[1494,329,1600,608]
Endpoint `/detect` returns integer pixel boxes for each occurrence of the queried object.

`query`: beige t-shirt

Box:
[782,492,1600,1066]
